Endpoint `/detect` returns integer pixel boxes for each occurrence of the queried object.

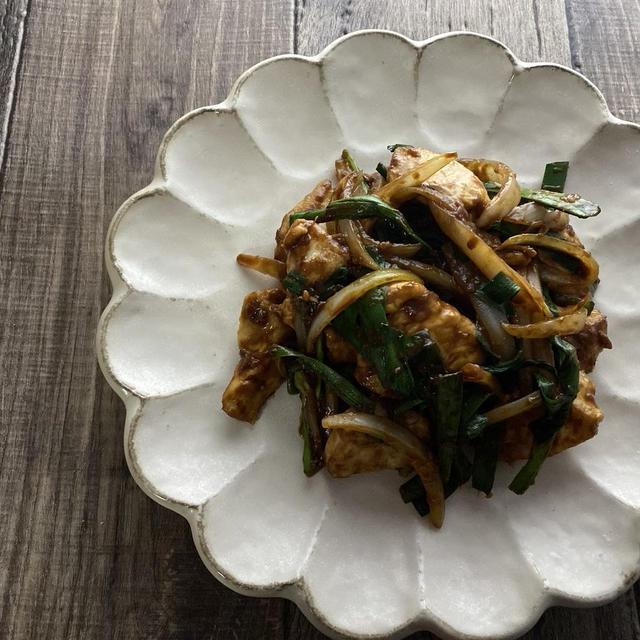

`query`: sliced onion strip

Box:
[305,269,421,352]
[459,158,521,228]
[358,226,422,257]
[503,202,569,232]
[396,186,551,319]
[499,233,599,285]
[537,265,588,291]
[482,392,542,425]
[338,219,380,271]
[461,363,503,396]
[374,241,422,258]
[324,220,338,234]
[375,153,457,204]
[554,292,591,316]
[471,294,516,359]
[385,255,458,291]
[322,412,445,528]
[502,309,588,338]
[237,254,286,279]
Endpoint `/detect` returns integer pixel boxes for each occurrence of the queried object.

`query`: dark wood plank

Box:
[0,0,29,173]
[565,0,640,125]
[563,2,640,635]
[0,0,292,638]
[295,0,571,65]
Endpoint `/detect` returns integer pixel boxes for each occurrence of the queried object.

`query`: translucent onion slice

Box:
[376,241,422,257]
[338,219,380,271]
[499,233,599,286]
[385,255,458,292]
[305,269,421,352]
[482,391,542,425]
[324,220,338,234]
[461,363,503,396]
[237,254,286,279]
[397,186,551,320]
[538,264,588,291]
[502,308,588,338]
[471,293,516,359]
[459,158,521,228]
[375,152,457,204]
[322,412,445,528]
[555,292,591,316]
[358,226,422,257]
[503,202,569,232]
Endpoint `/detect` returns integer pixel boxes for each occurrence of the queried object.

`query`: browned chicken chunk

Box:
[565,309,612,373]
[324,410,430,478]
[274,179,333,261]
[386,147,490,213]
[222,289,294,423]
[325,429,410,477]
[385,281,484,371]
[323,327,357,363]
[397,410,431,441]
[222,352,284,425]
[500,372,603,462]
[282,220,349,286]
[235,289,292,351]
[353,354,393,397]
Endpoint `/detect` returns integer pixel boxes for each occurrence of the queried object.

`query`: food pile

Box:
[222,145,611,527]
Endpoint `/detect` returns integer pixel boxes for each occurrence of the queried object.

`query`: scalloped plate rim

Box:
[95,29,640,640]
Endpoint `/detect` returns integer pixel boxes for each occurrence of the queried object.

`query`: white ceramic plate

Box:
[97,31,640,640]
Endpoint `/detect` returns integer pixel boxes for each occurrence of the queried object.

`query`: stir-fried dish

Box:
[222,145,611,528]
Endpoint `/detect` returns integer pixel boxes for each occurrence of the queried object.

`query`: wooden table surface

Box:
[1,1,639,638]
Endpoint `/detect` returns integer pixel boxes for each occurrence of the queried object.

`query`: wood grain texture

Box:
[0,0,29,173]
[295,0,570,64]
[565,0,640,122]
[0,1,639,639]
[0,1,293,638]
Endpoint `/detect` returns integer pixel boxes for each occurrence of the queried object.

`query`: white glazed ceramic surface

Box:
[97,31,640,640]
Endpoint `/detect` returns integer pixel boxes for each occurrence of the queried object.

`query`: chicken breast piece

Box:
[282,219,349,285]
[222,351,284,424]
[385,281,484,371]
[500,372,603,462]
[397,409,431,441]
[565,309,612,373]
[324,429,410,477]
[324,410,430,479]
[353,354,393,397]
[386,147,490,213]
[222,288,294,423]
[275,179,334,261]
[236,288,293,351]
[553,372,604,453]
[323,327,357,363]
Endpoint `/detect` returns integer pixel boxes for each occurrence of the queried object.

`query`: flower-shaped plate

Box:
[97,31,640,640]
